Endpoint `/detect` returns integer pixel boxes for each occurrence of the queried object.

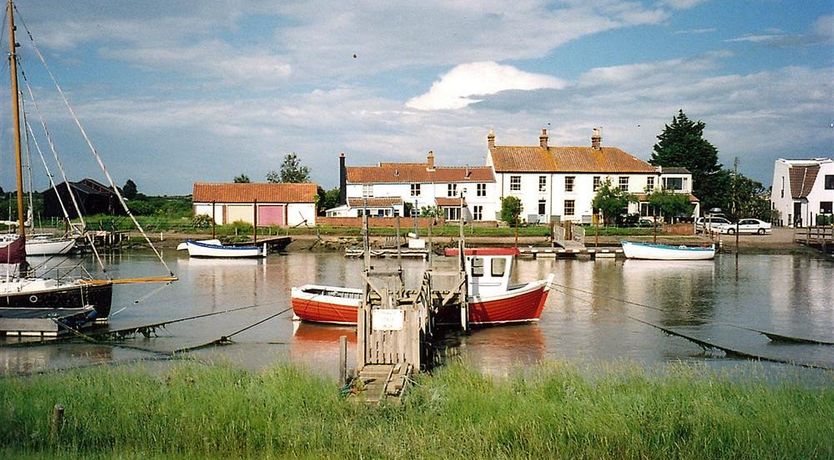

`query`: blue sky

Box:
[1,0,832,195]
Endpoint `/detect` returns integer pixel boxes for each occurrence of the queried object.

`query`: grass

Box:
[1,360,831,458]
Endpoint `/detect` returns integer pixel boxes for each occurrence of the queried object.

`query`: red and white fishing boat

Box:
[291,248,554,326]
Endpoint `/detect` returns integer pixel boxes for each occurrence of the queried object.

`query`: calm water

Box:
[2,251,833,382]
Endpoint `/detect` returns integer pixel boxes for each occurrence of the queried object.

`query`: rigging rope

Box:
[14,7,174,277]
[20,76,107,271]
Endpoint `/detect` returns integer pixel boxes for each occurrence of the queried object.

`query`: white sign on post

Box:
[372,309,404,331]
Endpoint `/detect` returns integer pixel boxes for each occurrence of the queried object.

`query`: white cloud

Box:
[406,62,567,111]
[657,0,709,10]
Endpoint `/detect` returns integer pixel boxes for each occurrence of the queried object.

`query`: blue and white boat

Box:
[176,239,266,258]
[621,240,715,260]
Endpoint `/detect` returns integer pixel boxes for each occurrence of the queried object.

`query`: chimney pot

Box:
[591,127,602,149]
[427,150,435,170]
[487,129,495,149]
[539,128,548,149]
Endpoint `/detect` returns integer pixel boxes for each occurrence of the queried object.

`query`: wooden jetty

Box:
[519,246,623,259]
[229,235,292,252]
[0,313,106,337]
[794,226,833,254]
[349,210,468,404]
[344,247,428,259]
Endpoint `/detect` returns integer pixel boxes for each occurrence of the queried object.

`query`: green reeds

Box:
[1,361,831,458]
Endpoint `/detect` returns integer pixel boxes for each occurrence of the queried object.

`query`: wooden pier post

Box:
[339,335,348,386]
[50,404,64,441]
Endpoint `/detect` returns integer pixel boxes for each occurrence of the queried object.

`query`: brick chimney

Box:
[339,152,347,205]
[539,128,548,149]
[426,150,435,170]
[591,127,602,149]
[487,129,495,149]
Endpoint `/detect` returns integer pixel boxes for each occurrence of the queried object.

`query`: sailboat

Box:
[0,0,175,334]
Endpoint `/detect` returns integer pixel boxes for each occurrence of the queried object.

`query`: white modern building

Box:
[330,151,498,221]
[193,182,317,227]
[770,158,834,227]
[487,128,699,224]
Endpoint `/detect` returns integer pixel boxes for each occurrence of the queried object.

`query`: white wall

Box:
[347,180,499,221]
[771,159,834,227]
[288,203,317,226]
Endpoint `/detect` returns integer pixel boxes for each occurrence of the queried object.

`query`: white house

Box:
[770,158,834,227]
[331,151,498,221]
[193,182,317,227]
[487,128,699,224]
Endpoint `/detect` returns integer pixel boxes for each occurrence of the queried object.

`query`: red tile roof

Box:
[193,183,318,203]
[346,197,403,207]
[347,163,494,184]
[490,146,655,173]
[789,165,819,198]
[435,197,467,207]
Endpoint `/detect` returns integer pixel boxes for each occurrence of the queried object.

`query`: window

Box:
[565,176,575,192]
[619,177,629,192]
[538,200,546,215]
[662,177,683,191]
[491,258,506,277]
[473,205,483,221]
[445,207,460,220]
[410,183,421,196]
[781,176,785,198]
[593,176,601,192]
[640,202,650,216]
[477,183,486,197]
[538,176,547,192]
[825,175,834,190]
[362,184,373,197]
[447,183,458,197]
[471,257,484,277]
[821,202,833,214]
[564,200,575,216]
[646,176,654,192]
[510,175,521,191]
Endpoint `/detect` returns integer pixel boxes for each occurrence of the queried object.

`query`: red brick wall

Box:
[662,223,695,235]
[318,216,443,228]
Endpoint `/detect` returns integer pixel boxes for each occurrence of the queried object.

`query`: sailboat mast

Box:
[8,0,26,236]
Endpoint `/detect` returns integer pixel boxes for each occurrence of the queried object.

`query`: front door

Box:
[793,202,803,227]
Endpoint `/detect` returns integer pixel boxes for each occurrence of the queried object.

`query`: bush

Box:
[192,214,213,228]
[230,220,253,235]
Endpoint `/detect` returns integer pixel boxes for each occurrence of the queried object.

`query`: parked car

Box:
[722,218,772,235]
[637,218,657,227]
[696,216,732,233]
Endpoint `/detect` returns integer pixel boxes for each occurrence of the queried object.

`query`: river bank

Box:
[137,227,818,256]
[1,360,831,458]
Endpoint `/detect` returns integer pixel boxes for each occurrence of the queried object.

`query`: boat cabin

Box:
[446,248,519,297]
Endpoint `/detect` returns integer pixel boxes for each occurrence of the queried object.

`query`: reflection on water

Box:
[2,251,833,382]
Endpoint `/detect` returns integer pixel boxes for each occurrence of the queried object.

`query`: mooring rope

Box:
[551,287,833,370]
[171,306,294,354]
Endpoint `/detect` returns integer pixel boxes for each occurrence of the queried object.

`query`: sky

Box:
[0,0,832,196]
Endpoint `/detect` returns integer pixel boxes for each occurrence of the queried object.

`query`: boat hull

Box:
[181,240,265,258]
[0,280,113,322]
[621,241,715,260]
[291,279,552,326]
[26,239,76,256]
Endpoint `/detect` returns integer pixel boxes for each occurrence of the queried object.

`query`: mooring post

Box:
[51,404,64,441]
[339,335,348,386]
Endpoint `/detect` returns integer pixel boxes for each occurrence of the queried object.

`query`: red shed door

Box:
[258,204,285,226]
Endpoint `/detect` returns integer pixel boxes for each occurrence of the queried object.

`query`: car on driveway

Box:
[696,216,732,233]
[722,218,772,235]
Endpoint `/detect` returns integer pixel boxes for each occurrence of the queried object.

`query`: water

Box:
[2,251,833,383]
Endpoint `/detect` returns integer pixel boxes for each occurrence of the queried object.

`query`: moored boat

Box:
[291,248,555,326]
[621,240,715,260]
[177,239,267,258]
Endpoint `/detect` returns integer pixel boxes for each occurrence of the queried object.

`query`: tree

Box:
[122,179,137,200]
[319,187,341,214]
[234,174,250,183]
[650,110,725,212]
[592,179,634,225]
[647,188,694,223]
[730,173,772,221]
[267,153,310,183]
[500,196,523,227]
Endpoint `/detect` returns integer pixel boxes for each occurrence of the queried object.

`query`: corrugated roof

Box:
[490,146,655,173]
[347,163,494,184]
[789,165,819,198]
[193,183,317,203]
[346,197,403,207]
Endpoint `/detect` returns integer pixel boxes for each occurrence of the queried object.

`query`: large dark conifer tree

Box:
[650,110,728,212]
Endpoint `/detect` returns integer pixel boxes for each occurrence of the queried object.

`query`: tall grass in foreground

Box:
[1,361,832,459]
